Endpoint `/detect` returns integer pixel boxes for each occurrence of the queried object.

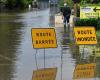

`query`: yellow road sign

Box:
[74,27,97,45]
[80,6,100,19]
[32,68,57,80]
[31,28,57,48]
[73,63,96,79]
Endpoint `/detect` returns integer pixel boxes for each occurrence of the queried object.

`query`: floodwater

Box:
[0,3,100,80]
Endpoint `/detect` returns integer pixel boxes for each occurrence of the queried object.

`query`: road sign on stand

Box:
[31,28,57,48]
[74,27,97,45]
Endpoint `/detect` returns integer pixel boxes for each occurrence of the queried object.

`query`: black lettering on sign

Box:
[77,37,96,41]
[41,74,44,78]
[40,33,43,36]
[36,40,38,44]
[77,30,92,35]
[51,40,54,44]
[36,33,39,36]
[76,75,80,78]
[35,40,54,44]
[45,40,48,44]
[42,40,45,44]
[39,40,42,44]
[48,33,51,36]
[81,67,87,70]
[77,31,81,34]
[36,33,51,37]
[93,37,96,41]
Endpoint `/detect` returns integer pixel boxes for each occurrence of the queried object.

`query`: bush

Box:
[75,18,100,30]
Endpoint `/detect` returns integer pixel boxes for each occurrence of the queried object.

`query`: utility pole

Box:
[64,0,66,3]
[74,3,77,16]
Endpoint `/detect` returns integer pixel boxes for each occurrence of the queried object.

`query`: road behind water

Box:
[0,4,100,80]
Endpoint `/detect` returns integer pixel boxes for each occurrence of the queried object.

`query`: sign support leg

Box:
[44,48,46,68]
[93,45,96,63]
[61,50,63,80]
[82,45,85,61]
[35,49,38,70]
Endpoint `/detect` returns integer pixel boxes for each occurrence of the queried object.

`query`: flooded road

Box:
[0,4,100,80]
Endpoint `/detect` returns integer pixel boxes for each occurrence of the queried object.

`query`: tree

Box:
[6,0,17,8]
[92,0,100,4]
[72,0,80,3]
[59,0,73,8]
[80,0,100,4]
[6,0,33,9]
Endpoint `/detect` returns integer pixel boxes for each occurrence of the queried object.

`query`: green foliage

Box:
[75,18,100,30]
[71,0,100,4]
[37,0,49,1]
[6,0,17,8]
[6,0,32,8]
[72,0,80,3]
[59,0,73,8]
[59,0,63,7]
[92,0,100,3]
[81,0,91,4]
[80,0,100,5]
[18,0,28,8]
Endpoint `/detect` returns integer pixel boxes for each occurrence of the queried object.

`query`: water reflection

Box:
[0,12,24,80]
[70,36,100,79]
[61,31,70,49]
[0,3,100,80]
[49,6,59,27]
[0,2,51,80]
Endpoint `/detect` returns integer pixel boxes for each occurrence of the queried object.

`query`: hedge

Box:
[74,18,100,30]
